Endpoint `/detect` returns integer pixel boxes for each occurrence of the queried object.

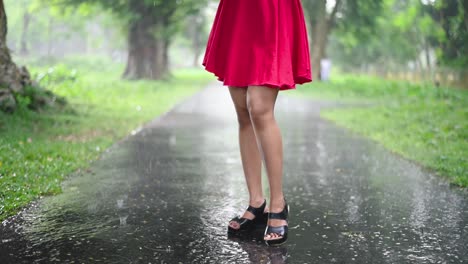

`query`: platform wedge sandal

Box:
[264,200,289,246]
[228,199,268,235]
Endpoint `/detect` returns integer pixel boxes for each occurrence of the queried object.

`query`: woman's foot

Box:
[264,198,289,245]
[228,199,268,233]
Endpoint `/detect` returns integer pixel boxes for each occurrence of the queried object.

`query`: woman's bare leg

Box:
[228,86,265,229]
[246,86,286,241]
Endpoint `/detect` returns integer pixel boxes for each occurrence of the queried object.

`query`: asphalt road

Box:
[1,83,467,264]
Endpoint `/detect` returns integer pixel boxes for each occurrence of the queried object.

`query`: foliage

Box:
[4,0,123,57]
[330,0,444,69]
[50,0,208,43]
[0,57,212,220]
[301,0,385,79]
[335,0,384,39]
[327,0,467,70]
[40,0,211,79]
[291,75,468,187]
[430,0,468,68]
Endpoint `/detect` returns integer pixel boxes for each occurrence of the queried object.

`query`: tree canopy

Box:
[326,0,467,70]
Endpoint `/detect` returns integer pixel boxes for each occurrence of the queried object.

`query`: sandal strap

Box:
[268,204,288,220]
[246,199,267,216]
[268,211,287,220]
[265,225,288,236]
[231,216,251,226]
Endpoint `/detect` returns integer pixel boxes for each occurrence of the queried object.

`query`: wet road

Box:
[1,83,467,264]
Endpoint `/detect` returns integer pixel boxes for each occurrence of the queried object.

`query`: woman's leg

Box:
[228,86,266,229]
[246,86,286,240]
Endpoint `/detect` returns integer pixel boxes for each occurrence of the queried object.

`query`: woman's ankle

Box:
[249,196,265,207]
[269,196,285,212]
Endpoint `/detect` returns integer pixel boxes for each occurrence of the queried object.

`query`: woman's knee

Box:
[247,98,273,125]
[235,107,252,127]
[229,86,252,127]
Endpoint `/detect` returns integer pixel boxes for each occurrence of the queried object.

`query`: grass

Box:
[0,56,212,220]
[290,74,468,187]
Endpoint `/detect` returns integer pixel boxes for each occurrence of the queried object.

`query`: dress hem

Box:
[203,65,312,91]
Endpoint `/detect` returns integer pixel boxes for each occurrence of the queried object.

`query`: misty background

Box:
[4,0,467,86]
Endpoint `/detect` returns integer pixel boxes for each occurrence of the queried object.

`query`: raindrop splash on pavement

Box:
[0,84,466,263]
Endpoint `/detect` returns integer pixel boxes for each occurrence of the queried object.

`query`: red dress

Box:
[203,0,312,90]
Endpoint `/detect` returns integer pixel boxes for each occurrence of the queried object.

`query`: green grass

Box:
[0,57,212,220]
[291,74,468,187]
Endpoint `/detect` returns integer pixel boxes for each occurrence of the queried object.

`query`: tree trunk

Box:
[465,3,468,31]
[307,0,341,81]
[47,17,53,57]
[1,0,24,111]
[124,18,160,79]
[190,16,204,67]
[0,0,7,50]
[193,49,201,68]
[0,0,61,112]
[162,38,170,76]
[20,10,30,55]
[424,38,431,70]
[123,18,170,80]
[123,0,170,80]
[310,2,327,81]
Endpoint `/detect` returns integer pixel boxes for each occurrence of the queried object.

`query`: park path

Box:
[1,83,467,264]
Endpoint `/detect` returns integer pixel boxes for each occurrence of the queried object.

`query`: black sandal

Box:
[264,200,289,246]
[228,199,268,234]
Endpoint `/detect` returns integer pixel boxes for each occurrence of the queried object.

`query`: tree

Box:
[184,13,207,67]
[430,0,468,68]
[122,0,207,79]
[60,0,207,80]
[332,0,441,70]
[0,0,60,112]
[19,8,30,55]
[1,0,31,111]
[392,0,445,70]
[303,0,341,80]
[302,0,383,80]
[329,0,468,74]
